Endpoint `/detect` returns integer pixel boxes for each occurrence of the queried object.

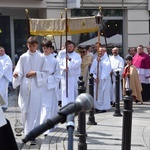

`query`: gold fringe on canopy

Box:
[29,16,98,36]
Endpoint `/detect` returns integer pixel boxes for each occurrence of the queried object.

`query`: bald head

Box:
[112,47,119,56]
[98,47,105,57]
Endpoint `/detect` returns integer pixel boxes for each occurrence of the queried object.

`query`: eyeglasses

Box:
[80,51,86,54]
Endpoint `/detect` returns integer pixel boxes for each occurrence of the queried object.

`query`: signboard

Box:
[67,0,80,8]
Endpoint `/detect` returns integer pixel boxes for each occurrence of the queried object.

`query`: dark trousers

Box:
[148,84,150,100]
[0,119,18,150]
[141,83,150,101]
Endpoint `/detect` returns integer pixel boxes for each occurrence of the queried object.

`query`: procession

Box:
[0,1,150,150]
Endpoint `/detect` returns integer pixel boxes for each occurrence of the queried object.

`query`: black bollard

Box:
[113,71,122,116]
[122,88,133,150]
[87,73,97,125]
[77,76,87,150]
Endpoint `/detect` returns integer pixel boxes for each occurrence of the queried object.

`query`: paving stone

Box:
[4,89,150,150]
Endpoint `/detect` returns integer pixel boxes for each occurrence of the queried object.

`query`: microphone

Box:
[22,93,93,144]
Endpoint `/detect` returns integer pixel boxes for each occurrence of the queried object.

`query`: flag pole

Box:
[96,26,100,101]
[60,12,63,50]
[95,7,103,101]
[65,8,68,98]
[25,9,30,39]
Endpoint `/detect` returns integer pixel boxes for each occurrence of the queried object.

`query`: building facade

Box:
[0,0,149,64]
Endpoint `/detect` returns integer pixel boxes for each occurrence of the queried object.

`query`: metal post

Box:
[122,88,133,150]
[77,76,87,150]
[67,114,75,150]
[113,71,122,116]
[87,73,97,125]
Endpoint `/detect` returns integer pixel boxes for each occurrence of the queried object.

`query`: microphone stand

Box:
[19,93,93,149]
[66,114,75,150]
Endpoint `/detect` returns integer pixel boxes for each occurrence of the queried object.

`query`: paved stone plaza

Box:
[3,89,150,150]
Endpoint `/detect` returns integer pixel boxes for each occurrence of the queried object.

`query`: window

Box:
[0,16,11,57]
[14,19,27,57]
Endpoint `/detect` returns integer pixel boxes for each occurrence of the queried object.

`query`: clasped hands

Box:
[13,71,36,78]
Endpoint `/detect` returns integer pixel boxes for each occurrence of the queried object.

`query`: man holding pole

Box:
[90,47,112,113]
[57,41,82,106]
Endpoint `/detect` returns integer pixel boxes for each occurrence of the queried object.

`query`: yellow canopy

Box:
[29,16,98,36]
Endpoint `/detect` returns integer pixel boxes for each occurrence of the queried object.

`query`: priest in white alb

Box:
[57,41,81,107]
[90,47,112,113]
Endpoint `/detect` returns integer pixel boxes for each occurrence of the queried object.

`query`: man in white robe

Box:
[109,47,124,105]
[56,40,72,106]
[0,46,13,111]
[12,36,49,143]
[40,39,60,136]
[57,41,82,106]
[90,47,112,112]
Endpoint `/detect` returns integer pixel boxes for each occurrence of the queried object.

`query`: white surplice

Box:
[55,49,66,102]
[0,54,13,108]
[13,50,49,135]
[109,55,124,102]
[40,53,60,135]
[57,51,82,107]
[0,62,3,82]
[90,53,112,110]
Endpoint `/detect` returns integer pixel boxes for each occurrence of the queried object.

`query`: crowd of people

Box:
[0,36,150,146]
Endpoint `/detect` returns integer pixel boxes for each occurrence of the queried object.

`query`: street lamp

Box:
[95,7,103,101]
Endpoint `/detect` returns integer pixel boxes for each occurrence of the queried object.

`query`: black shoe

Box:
[110,102,115,107]
[44,134,47,137]
[2,107,7,112]
[30,140,36,145]
[110,101,113,105]
[134,100,143,104]
[112,102,115,107]
[98,110,106,113]
[134,100,139,103]
[95,109,106,113]
[58,101,62,107]
[95,108,100,113]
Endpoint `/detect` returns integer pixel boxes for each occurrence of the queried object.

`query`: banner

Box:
[29,16,98,36]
